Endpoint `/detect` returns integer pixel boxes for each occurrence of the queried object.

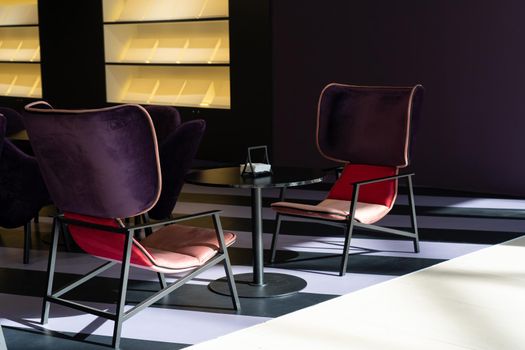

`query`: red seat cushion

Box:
[64,212,156,269]
[64,213,236,273]
[141,224,236,271]
[271,199,391,224]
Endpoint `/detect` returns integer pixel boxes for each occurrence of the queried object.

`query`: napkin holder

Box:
[241,145,272,177]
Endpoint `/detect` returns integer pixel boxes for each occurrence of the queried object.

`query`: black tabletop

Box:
[185,166,325,189]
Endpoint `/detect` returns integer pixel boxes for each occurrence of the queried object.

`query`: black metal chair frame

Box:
[0,324,6,350]
[269,172,419,277]
[23,222,31,264]
[42,210,240,349]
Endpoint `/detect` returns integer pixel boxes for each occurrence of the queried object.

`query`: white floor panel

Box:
[187,236,525,350]
[0,293,267,345]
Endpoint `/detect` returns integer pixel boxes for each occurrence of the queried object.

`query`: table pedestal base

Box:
[209,273,307,298]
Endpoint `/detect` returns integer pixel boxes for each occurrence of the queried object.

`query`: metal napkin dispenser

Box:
[241,145,272,177]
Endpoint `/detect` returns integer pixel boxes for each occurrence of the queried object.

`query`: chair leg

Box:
[0,325,6,350]
[157,272,167,289]
[339,185,360,277]
[112,231,134,349]
[339,220,355,277]
[23,222,32,264]
[269,214,282,264]
[212,213,240,311]
[407,175,420,253]
[269,187,287,264]
[222,257,240,311]
[41,218,60,324]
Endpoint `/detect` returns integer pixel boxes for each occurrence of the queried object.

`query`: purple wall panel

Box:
[272,0,525,195]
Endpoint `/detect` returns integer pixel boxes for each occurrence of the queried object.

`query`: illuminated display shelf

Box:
[0,0,41,98]
[104,20,229,64]
[103,0,230,109]
[0,26,40,62]
[103,0,228,22]
[0,62,41,97]
[0,0,38,26]
[106,65,229,108]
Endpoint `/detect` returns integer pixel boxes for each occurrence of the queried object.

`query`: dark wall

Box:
[39,0,106,108]
[272,0,525,196]
[196,0,272,162]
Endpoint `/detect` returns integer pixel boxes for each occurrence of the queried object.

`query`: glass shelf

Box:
[104,20,229,64]
[106,65,230,109]
[0,0,41,98]
[0,0,38,26]
[103,0,228,22]
[0,63,41,97]
[0,26,40,62]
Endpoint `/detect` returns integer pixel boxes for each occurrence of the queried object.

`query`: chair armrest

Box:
[58,215,127,234]
[58,210,223,234]
[344,173,415,219]
[352,173,415,187]
[130,210,222,230]
[322,165,344,179]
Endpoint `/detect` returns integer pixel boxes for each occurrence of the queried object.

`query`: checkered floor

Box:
[1,183,524,349]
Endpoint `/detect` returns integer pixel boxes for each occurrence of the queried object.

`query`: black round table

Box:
[185,166,324,298]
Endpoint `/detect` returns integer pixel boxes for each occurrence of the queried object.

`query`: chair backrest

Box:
[0,115,5,155]
[0,107,25,137]
[148,119,206,220]
[143,105,182,145]
[23,101,161,219]
[316,83,424,168]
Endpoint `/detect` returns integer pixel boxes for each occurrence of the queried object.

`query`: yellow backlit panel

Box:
[104,21,229,64]
[106,65,230,109]
[0,63,41,97]
[0,0,38,25]
[0,27,40,62]
[103,0,228,22]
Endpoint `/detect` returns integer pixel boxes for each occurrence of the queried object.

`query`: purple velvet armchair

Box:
[142,105,206,220]
[0,107,33,155]
[23,102,239,348]
[269,83,424,276]
[0,113,50,264]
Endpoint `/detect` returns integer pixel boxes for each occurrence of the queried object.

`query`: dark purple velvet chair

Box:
[0,107,33,155]
[0,114,50,264]
[142,105,206,220]
[269,83,424,276]
[143,105,182,145]
[23,102,239,349]
[0,107,25,136]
